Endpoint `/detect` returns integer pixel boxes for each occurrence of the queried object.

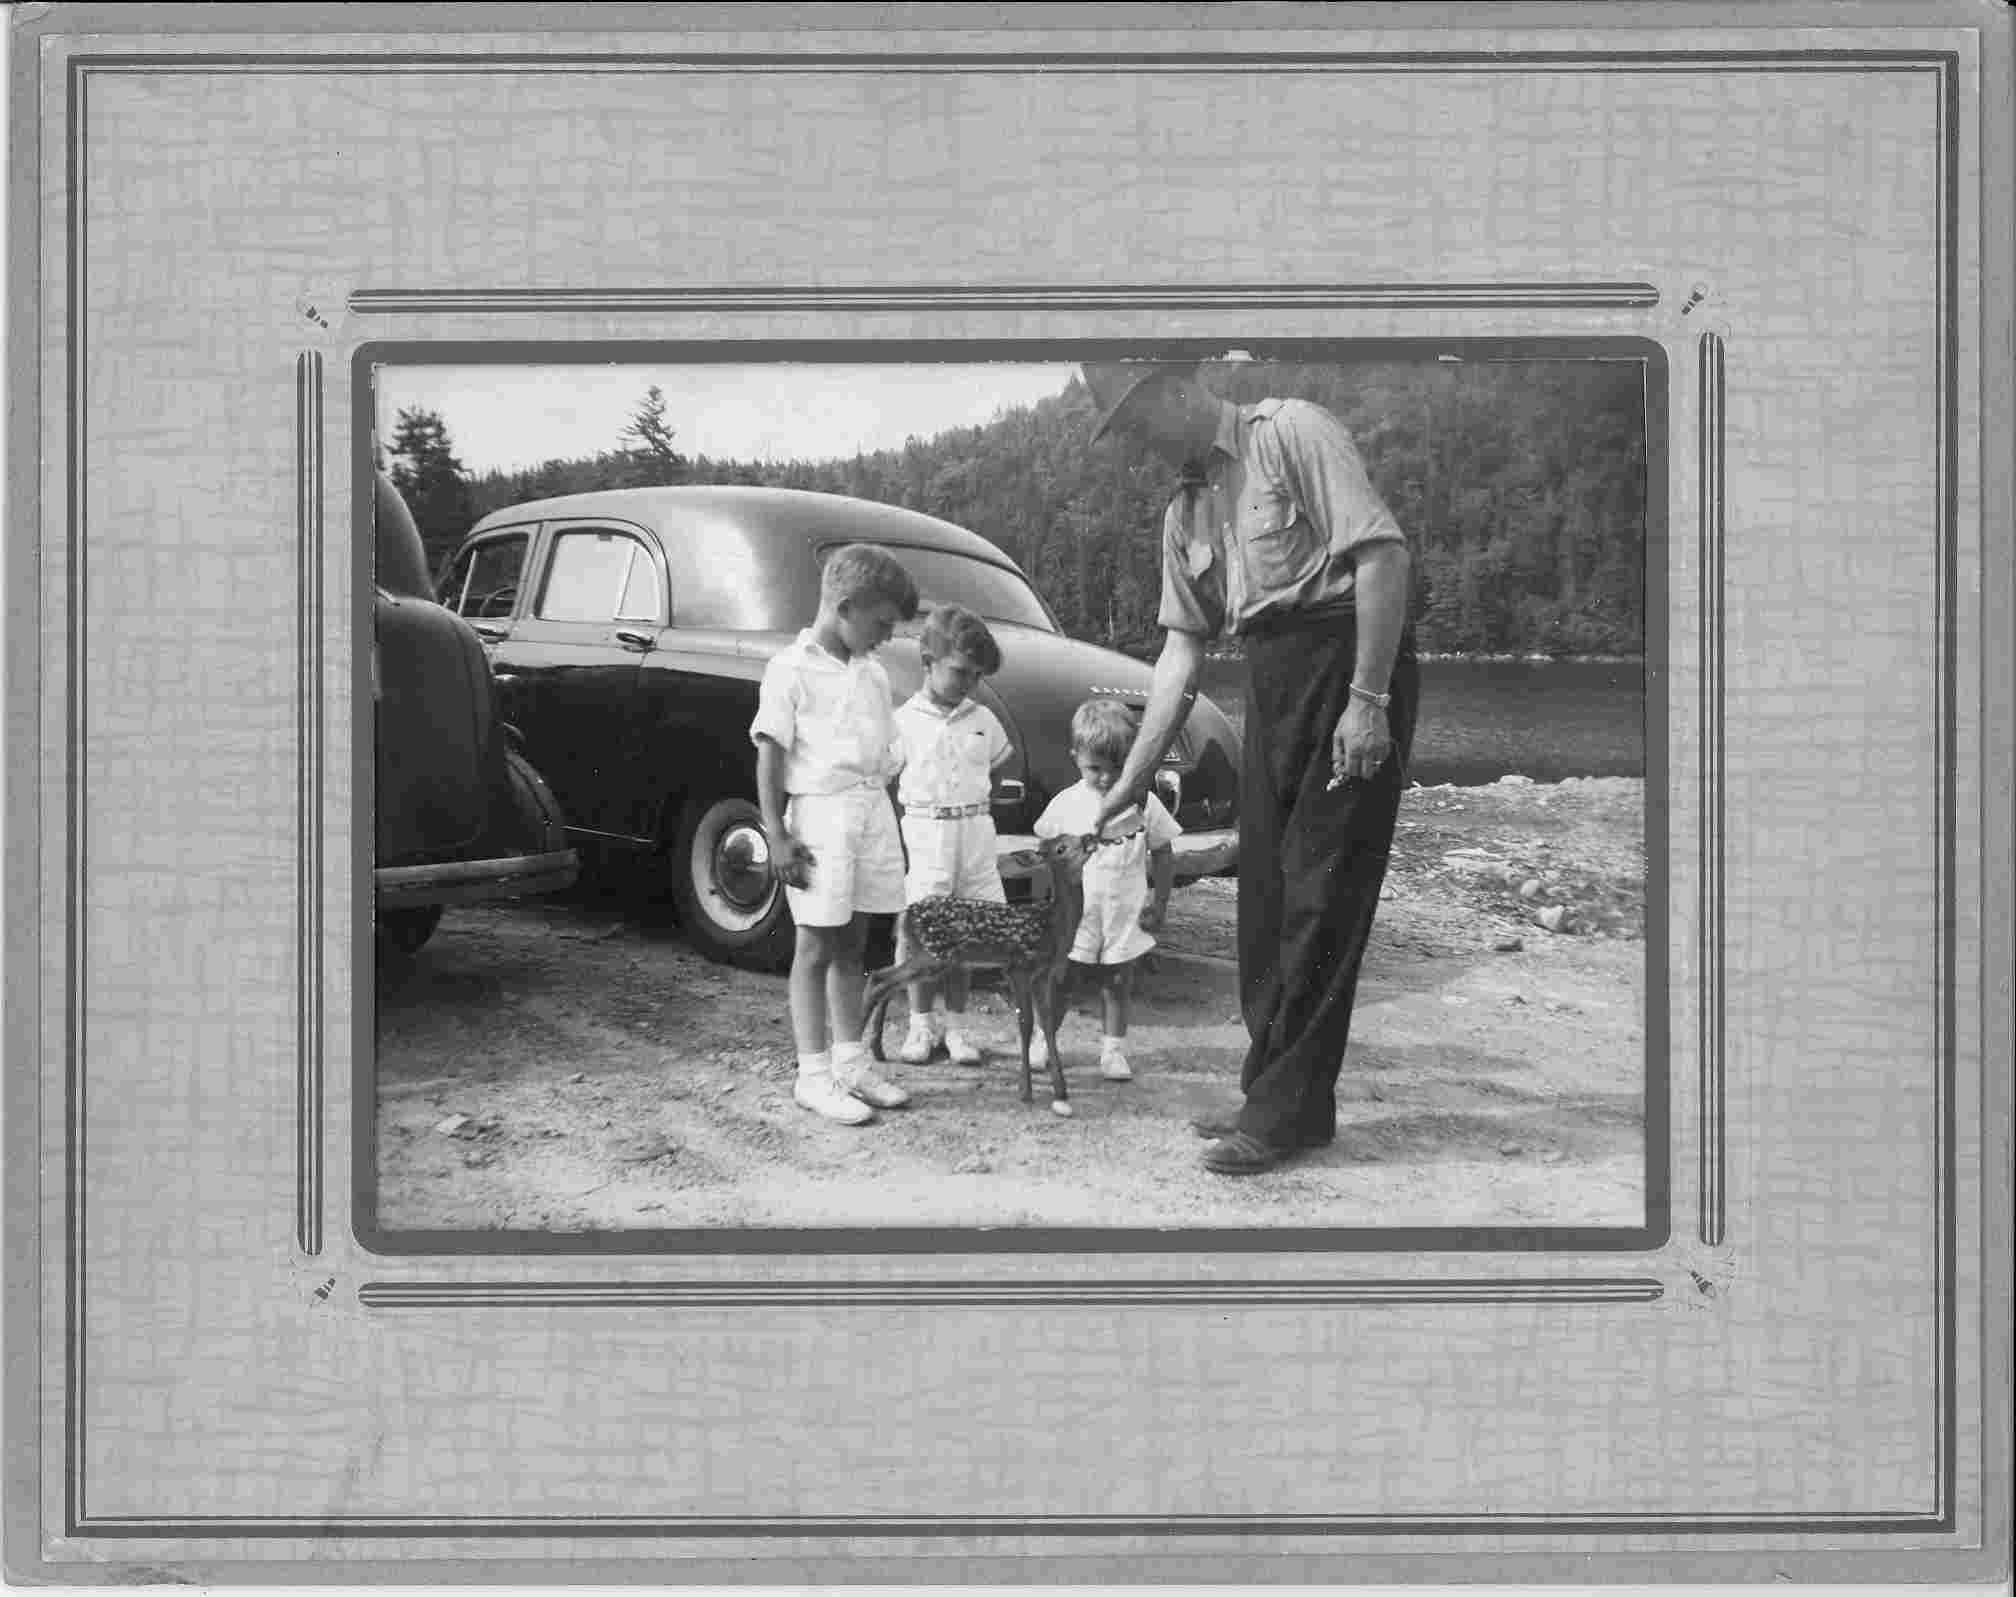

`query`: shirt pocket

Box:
[1236,485,1309,595]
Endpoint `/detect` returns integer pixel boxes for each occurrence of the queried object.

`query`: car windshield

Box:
[853,545,1057,633]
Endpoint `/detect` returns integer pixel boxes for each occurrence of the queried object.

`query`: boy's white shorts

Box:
[900,813,1006,905]
[783,788,908,928]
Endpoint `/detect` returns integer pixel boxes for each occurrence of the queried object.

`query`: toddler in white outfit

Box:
[892,605,1013,1066]
[1032,698,1181,1081]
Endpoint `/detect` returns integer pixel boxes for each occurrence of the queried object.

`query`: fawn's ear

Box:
[998,848,1044,878]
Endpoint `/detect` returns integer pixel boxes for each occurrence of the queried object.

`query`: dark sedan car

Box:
[434,485,1241,972]
[373,473,579,957]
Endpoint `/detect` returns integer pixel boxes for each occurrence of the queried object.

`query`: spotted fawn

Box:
[861,831,1099,1114]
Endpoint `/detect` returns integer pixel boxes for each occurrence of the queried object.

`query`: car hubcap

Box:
[713,821,775,913]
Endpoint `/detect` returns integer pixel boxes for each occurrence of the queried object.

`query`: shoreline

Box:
[1200,649,1645,666]
[1407,772,1643,792]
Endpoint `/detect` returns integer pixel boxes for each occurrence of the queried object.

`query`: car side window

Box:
[537,528,663,625]
[438,533,529,619]
[615,543,662,623]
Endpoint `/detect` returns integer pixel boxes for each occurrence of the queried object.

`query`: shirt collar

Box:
[904,690,973,722]
[795,628,863,671]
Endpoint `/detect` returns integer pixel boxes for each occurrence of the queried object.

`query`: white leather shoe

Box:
[794,1071,875,1124]
[835,1060,911,1110]
[944,1028,983,1066]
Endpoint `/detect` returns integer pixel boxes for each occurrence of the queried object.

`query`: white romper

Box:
[1034,781,1183,966]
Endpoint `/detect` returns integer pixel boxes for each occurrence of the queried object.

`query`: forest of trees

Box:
[384,360,1648,659]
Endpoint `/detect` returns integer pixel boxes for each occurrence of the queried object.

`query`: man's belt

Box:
[904,800,993,820]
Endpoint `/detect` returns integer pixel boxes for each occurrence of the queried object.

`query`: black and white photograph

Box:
[368,350,1657,1240]
[9,4,2005,1584]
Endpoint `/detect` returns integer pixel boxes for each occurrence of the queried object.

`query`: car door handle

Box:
[471,622,509,641]
[614,629,657,652]
[492,672,521,687]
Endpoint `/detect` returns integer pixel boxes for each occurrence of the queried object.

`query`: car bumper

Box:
[994,826,1238,884]
[375,848,580,909]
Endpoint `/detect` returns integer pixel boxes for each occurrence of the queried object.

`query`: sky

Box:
[371,362,1081,475]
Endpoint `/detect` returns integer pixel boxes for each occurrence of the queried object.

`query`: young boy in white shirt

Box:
[891,605,1012,1066]
[750,544,920,1124]
[1033,698,1181,1082]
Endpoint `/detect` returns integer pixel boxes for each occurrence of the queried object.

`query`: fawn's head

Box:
[999,831,1098,884]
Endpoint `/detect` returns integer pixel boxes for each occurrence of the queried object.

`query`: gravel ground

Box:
[372,777,1647,1236]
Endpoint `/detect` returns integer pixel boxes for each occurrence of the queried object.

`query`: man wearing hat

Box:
[1082,361,1419,1176]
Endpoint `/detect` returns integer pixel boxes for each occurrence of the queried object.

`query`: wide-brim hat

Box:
[1081,359,1198,441]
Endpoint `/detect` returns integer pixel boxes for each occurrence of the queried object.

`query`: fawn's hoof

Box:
[1050,1099,1074,1118]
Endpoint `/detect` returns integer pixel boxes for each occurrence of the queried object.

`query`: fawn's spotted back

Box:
[903,896,1054,962]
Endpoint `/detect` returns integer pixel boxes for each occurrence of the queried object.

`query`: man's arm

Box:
[1098,628,1204,828]
[1332,540,1412,781]
[1350,540,1411,692]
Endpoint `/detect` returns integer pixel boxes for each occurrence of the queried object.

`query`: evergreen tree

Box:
[620,386,687,483]
[385,407,474,577]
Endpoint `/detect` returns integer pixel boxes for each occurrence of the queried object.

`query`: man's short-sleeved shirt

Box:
[1156,396,1408,640]
[893,693,1011,808]
[749,630,903,796]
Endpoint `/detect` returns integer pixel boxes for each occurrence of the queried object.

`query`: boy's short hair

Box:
[918,604,1002,675]
[821,543,920,619]
[1069,697,1137,766]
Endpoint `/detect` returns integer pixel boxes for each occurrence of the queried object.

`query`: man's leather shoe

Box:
[1202,1130,1297,1176]
[1191,1110,1332,1148]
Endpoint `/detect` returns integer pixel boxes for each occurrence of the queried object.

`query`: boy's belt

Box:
[904,800,992,820]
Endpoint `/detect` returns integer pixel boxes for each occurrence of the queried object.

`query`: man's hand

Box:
[1092,786,1139,836]
[1138,899,1168,934]
[769,830,817,890]
[1330,695,1394,786]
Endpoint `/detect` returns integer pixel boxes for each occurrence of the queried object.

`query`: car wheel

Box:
[669,796,795,973]
[376,904,443,960]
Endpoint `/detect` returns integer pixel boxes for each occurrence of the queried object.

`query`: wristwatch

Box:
[1348,682,1392,709]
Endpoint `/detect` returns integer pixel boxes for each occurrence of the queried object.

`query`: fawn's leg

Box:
[860,949,936,1060]
[1038,967,1070,1107]
[1007,969,1035,1103]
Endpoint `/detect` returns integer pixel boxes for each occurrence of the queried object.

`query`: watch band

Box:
[1348,682,1392,709]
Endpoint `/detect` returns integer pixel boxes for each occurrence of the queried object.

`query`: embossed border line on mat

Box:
[349,283,1662,315]
[59,46,1962,1541]
[1697,330,1725,1249]
[297,351,325,1259]
[355,1277,1664,1310]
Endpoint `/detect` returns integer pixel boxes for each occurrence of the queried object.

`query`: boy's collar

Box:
[799,626,862,666]
[906,689,974,719]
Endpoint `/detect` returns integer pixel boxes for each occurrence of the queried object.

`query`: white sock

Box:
[831,1040,869,1072]
[797,1050,833,1078]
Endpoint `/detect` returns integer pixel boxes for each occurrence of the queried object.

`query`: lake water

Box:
[1199,656,1646,787]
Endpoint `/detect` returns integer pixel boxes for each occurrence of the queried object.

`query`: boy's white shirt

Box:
[893,691,1011,807]
[749,629,904,795]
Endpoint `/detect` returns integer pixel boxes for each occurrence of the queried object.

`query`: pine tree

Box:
[385,407,474,577]
[620,386,687,483]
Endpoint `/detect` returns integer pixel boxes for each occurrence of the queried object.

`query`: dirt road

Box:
[373,778,1647,1236]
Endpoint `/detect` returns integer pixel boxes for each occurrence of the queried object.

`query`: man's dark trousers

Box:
[1236,611,1419,1147]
